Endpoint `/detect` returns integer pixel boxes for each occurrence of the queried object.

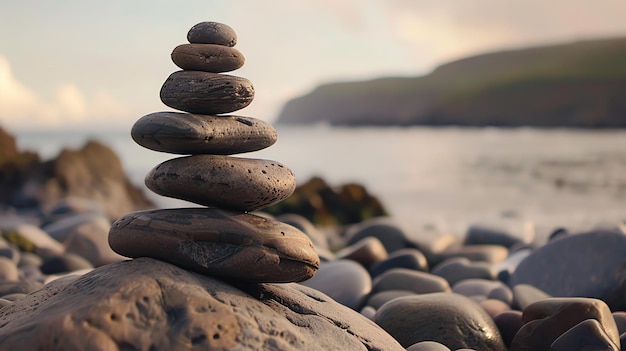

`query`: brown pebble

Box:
[108,208,319,283]
[171,44,244,72]
[187,21,237,46]
[160,71,254,115]
[145,155,295,212]
[131,112,277,155]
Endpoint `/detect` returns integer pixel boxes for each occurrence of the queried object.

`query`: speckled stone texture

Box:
[131,112,277,155]
[171,44,244,72]
[144,155,296,211]
[187,21,237,46]
[0,258,404,351]
[108,208,319,283]
[160,71,254,115]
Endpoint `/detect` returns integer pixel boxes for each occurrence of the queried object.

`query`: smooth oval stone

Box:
[0,257,18,282]
[334,236,388,268]
[374,293,507,350]
[360,305,376,320]
[453,279,512,305]
[160,71,254,115]
[145,155,295,212]
[372,268,450,295]
[406,341,452,351]
[172,44,244,72]
[40,253,94,275]
[131,112,277,155]
[300,259,371,310]
[108,208,319,283]
[509,230,626,310]
[345,218,414,253]
[550,319,618,351]
[510,297,619,350]
[431,257,496,286]
[369,248,429,278]
[464,225,523,248]
[187,21,237,46]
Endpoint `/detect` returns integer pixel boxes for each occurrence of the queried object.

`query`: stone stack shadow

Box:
[108,21,320,283]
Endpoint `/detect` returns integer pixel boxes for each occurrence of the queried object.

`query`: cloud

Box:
[0,55,130,130]
[383,0,626,65]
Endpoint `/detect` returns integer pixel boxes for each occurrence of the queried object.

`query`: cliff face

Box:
[276,37,626,127]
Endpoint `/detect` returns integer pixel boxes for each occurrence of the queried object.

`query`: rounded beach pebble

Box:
[160,71,254,115]
[171,44,244,72]
[131,112,277,155]
[374,292,507,350]
[108,208,319,283]
[187,21,237,46]
[509,230,626,310]
[145,155,295,211]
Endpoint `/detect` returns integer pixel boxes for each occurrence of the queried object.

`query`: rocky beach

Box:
[0,21,625,351]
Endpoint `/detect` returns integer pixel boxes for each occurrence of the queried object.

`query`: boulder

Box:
[0,257,404,351]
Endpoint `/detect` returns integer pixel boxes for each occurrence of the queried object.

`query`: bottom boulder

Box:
[0,257,403,351]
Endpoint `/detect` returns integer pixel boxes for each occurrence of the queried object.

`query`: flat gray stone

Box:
[0,258,404,351]
[131,112,277,155]
[160,71,254,115]
[109,208,319,283]
[172,44,244,72]
[145,155,295,212]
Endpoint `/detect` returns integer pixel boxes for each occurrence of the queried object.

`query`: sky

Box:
[2,1,626,132]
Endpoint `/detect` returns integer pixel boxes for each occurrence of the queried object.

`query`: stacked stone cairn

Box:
[108,21,320,283]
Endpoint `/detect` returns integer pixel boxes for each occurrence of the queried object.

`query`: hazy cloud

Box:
[0,55,130,130]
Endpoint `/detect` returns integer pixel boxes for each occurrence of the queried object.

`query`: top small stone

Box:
[187,21,237,47]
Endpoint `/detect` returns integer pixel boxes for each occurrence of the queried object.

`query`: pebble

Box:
[145,155,295,212]
[452,279,512,305]
[344,218,414,253]
[160,71,254,115]
[62,215,123,266]
[109,208,319,283]
[40,253,94,275]
[431,257,495,286]
[131,112,277,155]
[493,310,523,347]
[187,21,237,46]
[510,297,619,350]
[511,283,551,310]
[550,319,618,350]
[406,341,452,351]
[334,236,387,268]
[372,268,450,295]
[509,230,626,310]
[0,257,18,282]
[479,299,510,318]
[300,259,371,310]
[171,44,244,72]
[464,225,524,248]
[374,293,507,350]
[369,248,428,278]
[3,224,64,256]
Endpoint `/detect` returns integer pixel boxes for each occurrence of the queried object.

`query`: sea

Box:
[14,126,626,243]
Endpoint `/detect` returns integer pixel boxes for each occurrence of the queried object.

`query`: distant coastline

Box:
[276,37,626,128]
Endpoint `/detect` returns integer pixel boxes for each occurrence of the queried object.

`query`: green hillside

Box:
[276,37,626,127]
